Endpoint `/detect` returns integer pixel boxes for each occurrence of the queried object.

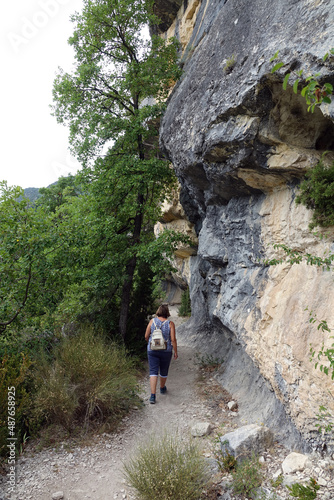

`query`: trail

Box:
[4,307,225,500]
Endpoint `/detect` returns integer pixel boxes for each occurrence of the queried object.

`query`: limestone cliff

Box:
[157,0,334,451]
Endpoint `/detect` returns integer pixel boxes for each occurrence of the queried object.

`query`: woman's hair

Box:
[156,304,170,318]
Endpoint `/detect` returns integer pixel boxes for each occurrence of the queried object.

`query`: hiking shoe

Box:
[149,394,156,404]
[160,386,167,395]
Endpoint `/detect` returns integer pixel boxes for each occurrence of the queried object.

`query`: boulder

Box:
[281,452,311,474]
[220,424,273,461]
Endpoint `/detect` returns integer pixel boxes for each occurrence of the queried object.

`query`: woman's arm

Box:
[170,321,178,359]
[145,319,153,342]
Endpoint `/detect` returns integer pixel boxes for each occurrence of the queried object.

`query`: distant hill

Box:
[23,187,41,203]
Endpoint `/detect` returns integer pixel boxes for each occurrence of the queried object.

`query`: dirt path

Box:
[2,307,229,500]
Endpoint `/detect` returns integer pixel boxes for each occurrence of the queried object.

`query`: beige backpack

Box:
[150,319,167,350]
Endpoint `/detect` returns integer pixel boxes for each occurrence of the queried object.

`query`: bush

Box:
[32,327,138,431]
[296,156,334,230]
[178,288,191,317]
[287,478,320,499]
[231,454,264,497]
[124,433,210,500]
[0,353,32,458]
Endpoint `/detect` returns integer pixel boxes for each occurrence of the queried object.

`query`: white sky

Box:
[1,0,84,189]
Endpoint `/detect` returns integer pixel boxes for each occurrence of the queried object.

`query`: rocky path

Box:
[1,307,334,499]
[1,309,221,500]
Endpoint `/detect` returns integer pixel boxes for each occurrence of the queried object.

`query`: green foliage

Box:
[264,242,334,270]
[295,156,334,230]
[32,327,138,431]
[270,50,334,112]
[308,310,334,379]
[215,449,237,473]
[271,474,284,488]
[178,287,191,317]
[0,353,32,458]
[37,175,80,213]
[194,352,224,371]
[286,478,320,499]
[51,0,183,340]
[223,54,236,74]
[231,454,264,497]
[123,432,210,500]
[0,181,65,334]
[1,0,185,343]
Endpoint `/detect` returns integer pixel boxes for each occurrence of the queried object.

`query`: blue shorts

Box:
[148,351,173,378]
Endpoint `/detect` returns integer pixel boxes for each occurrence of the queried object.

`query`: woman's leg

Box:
[148,352,159,401]
[160,352,173,389]
[150,375,158,394]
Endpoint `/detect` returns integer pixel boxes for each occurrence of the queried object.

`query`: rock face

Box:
[157,0,334,451]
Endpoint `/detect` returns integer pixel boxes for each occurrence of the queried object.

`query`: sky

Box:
[1,0,85,189]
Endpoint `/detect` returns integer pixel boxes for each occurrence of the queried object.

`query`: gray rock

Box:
[220,424,273,461]
[159,0,334,454]
[191,421,212,437]
[51,492,64,500]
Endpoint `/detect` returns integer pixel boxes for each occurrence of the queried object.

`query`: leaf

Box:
[293,79,299,94]
[271,62,284,73]
[301,86,308,97]
[283,73,291,90]
[269,50,279,62]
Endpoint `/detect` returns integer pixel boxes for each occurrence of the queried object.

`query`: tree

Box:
[51,0,182,339]
[0,182,63,334]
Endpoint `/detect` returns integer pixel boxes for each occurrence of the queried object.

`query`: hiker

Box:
[144,304,178,404]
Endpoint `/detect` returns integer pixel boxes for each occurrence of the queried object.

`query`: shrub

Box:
[231,454,264,497]
[123,433,210,500]
[178,288,191,317]
[287,478,320,499]
[32,327,138,431]
[0,353,32,458]
[194,352,224,371]
[296,156,334,230]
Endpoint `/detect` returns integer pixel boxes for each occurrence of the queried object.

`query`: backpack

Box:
[150,319,167,350]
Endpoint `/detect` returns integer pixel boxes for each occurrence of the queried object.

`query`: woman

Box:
[145,304,178,404]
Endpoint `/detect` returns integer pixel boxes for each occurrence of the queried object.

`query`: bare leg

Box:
[160,376,167,389]
[150,375,158,394]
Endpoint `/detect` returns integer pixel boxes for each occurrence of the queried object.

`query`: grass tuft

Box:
[32,327,138,431]
[124,432,210,500]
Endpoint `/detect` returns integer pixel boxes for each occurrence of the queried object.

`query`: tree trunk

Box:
[118,191,144,340]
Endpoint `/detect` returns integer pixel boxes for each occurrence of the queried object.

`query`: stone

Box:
[51,492,64,500]
[191,422,212,437]
[282,475,307,487]
[227,401,237,411]
[281,452,311,475]
[317,477,327,487]
[220,424,273,461]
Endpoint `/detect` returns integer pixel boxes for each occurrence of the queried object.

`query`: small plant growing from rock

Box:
[178,287,191,316]
[270,473,284,488]
[231,453,264,497]
[286,478,320,499]
[194,352,224,371]
[223,54,236,74]
[295,155,334,230]
[270,49,334,112]
[216,449,237,473]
